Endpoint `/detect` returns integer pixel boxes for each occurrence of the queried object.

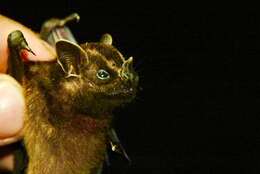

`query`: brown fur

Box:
[16,41,138,174]
[23,77,111,174]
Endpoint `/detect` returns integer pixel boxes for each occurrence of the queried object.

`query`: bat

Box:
[7,13,138,174]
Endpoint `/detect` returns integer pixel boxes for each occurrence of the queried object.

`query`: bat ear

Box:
[100,33,113,45]
[55,40,87,77]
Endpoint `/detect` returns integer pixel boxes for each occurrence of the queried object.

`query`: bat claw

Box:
[108,129,131,164]
[8,30,36,57]
[23,44,36,56]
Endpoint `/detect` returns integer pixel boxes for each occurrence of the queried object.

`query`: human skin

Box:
[0,14,55,171]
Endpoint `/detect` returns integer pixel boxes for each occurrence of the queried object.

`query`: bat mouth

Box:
[105,87,136,100]
[108,88,134,95]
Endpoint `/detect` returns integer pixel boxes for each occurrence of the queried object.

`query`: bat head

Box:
[44,34,138,116]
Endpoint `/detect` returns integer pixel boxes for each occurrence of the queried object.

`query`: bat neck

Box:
[24,115,111,174]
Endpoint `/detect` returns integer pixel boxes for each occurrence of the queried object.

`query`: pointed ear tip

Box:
[55,39,74,45]
[55,39,84,50]
[103,33,112,37]
[55,39,70,49]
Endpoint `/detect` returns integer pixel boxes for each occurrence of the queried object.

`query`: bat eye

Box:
[96,69,110,80]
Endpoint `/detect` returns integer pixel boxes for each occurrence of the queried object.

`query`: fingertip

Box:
[0,74,24,139]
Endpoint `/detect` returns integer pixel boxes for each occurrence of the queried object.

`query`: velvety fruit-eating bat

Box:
[7,13,138,174]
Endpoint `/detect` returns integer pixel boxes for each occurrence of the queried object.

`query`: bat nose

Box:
[120,70,134,81]
[120,57,135,81]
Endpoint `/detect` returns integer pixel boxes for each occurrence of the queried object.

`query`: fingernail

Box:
[0,74,24,139]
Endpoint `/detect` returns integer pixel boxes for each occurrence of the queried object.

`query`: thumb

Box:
[0,14,56,73]
[0,74,24,145]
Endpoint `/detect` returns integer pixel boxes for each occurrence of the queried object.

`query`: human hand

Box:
[0,14,55,171]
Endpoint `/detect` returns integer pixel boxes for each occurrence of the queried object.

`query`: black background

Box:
[1,3,260,174]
